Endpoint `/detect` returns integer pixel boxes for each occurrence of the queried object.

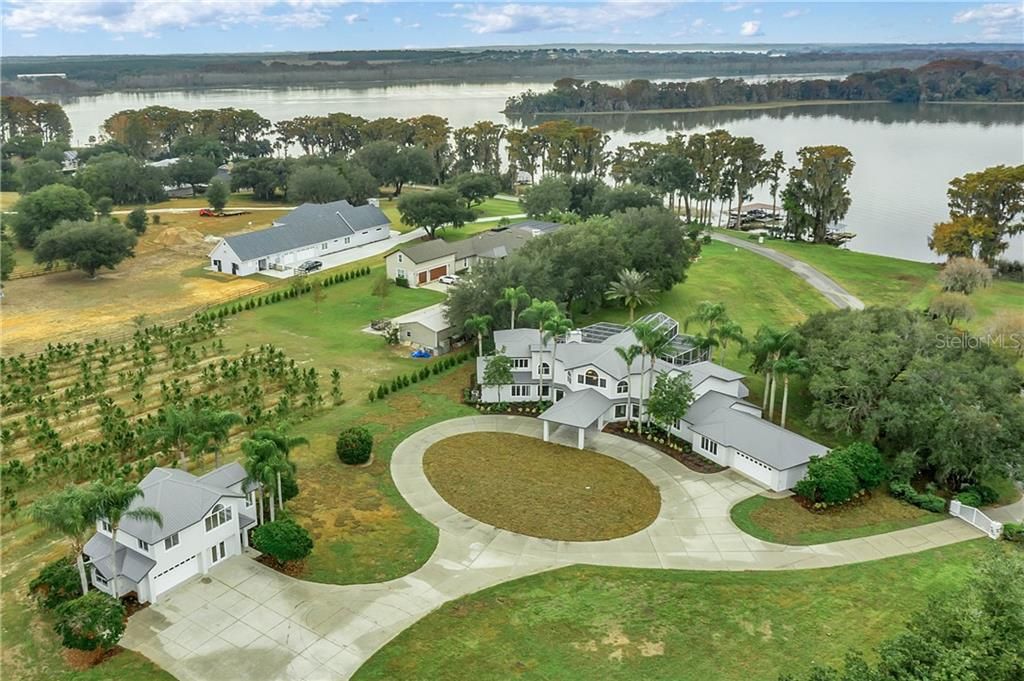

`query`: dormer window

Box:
[584,369,600,386]
[616,380,629,394]
[204,503,232,532]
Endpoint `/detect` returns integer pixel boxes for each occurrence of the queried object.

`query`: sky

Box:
[2,1,1022,56]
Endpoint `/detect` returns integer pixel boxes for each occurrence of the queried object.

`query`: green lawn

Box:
[354,541,999,681]
[423,433,660,541]
[730,493,945,545]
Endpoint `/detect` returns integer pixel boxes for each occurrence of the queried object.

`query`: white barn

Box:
[209,200,392,276]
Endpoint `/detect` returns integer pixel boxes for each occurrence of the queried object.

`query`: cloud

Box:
[782,8,809,19]
[952,3,1024,40]
[740,20,762,36]
[722,3,745,12]
[456,2,671,35]
[344,13,366,24]
[1,0,354,34]
[692,18,705,28]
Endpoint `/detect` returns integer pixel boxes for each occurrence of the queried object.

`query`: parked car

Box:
[439,274,459,285]
[296,260,323,274]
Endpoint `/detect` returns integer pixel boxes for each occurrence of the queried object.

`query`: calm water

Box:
[58,83,1024,262]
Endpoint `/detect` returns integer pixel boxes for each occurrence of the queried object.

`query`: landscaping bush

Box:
[29,557,81,610]
[280,471,299,503]
[955,491,983,508]
[891,481,947,513]
[963,484,999,505]
[1002,522,1024,543]
[251,517,313,565]
[53,591,126,652]
[835,442,887,490]
[794,455,859,505]
[336,425,373,465]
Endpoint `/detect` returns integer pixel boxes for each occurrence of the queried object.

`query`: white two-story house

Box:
[476,312,828,492]
[83,462,260,603]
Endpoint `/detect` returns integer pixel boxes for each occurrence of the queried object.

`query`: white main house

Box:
[476,312,828,492]
[84,462,261,604]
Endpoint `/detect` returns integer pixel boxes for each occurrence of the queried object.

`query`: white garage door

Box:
[733,451,776,489]
[150,554,199,598]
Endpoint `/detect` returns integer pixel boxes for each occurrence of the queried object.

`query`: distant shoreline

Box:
[511,99,1024,117]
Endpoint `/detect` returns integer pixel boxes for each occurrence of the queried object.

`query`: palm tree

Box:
[251,425,308,509]
[684,301,728,338]
[749,326,797,417]
[691,334,719,363]
[632,321,672,435]
[464,314,493,356]
[773,352,809,428]
[614,344,643,427]
[605,269,657,322]
[242,438,287,523]
[499,286,531,329]
[90,480,163,599]
[186,410,243,468]
[712,320,746,364]
[146,406,195,464]
[521,298,558,333]
[31,486,101,595]
[541,314,573,402]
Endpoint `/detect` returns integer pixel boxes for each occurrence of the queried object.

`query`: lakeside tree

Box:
[937,164,1024,263]
[205,178,229,211]
[521,175,571,218]
[453,121,505,176]
[397,189,474,239]
[34,220,137,278]
[353,140,434,196]
[0,96,71,142]
[230,157,290,201]
[783,145,855,243]
[9,183,94,248]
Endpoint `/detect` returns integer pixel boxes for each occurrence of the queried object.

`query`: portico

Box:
[539,389,612,449]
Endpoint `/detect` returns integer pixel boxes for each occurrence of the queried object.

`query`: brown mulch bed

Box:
[64,646,123,670]
[256,554,306,578]
[603,422,727,474]
[121,592,149,618]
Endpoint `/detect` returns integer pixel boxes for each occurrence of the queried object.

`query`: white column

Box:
[577,427,584,449]
[543,421,550,442]
[198,550,208,575]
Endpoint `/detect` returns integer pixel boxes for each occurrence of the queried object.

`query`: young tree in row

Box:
[125,207,149,235]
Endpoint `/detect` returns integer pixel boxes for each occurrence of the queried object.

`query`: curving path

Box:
[121,416,991,681]
[711,231,866,310]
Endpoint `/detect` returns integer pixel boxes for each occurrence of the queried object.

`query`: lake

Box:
[57,82,1024,263]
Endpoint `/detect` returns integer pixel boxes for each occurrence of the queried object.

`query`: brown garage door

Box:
[428,265,448,281]
[417,271,428,284]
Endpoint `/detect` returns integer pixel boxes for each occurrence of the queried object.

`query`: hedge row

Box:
[890,481,946,513]
[197,266,372,321]
[369,352,472,402]
[953,484,999,509]
[1003,522,1024,543]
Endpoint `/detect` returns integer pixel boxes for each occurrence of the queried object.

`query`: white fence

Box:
[949,499,1003,539]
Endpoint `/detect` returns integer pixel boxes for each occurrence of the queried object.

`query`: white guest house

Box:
[208,200,392,276]
[476,312,829,492]
[83,463,261,603]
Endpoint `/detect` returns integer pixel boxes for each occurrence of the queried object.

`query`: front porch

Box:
[538,389,613,449]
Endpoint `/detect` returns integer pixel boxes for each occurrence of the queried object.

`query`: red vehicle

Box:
[198,208,215,216]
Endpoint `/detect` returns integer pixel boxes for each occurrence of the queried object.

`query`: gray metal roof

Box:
[506,220,562,234]
[198,461,257,493]
[117,466,244,543]
[493,328,543,357]
[239,511,257,530]
[539,389,613,428]
[223,200,390,261]
[85,533,157,583]
[686,398,828,470]
[398,238,457,264]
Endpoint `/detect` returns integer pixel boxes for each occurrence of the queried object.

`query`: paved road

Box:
[711,232,865,310]
[122,415,999,681]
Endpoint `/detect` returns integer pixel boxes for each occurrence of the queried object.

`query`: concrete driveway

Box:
[123,415,988,681]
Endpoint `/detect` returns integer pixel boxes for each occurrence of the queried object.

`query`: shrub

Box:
[336,426,373,465]
[280,471,299,503]
[53,591,126,651]
[955,491,983,508]
[1002,522,1024,543]
[939,257,992,294]
[915,493,946,513]
[963,484,999,505]
[395,276,409,287]
[251,518,313,565]
[29,557,81,610]
[795,455,859,505]
[835,442,887,490]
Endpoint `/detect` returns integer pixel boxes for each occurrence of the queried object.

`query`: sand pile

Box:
[140,226,207,254]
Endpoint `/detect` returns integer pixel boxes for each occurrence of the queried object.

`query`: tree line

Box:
[0,96,71,143]
[504,59,1024,114]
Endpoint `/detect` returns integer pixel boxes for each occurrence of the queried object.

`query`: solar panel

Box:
[579,322,626,343]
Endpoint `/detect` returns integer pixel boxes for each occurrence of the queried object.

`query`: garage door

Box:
[428,265,448,281]
[150,553,199,598]
[417,271,428,284]
[733,451,775,489]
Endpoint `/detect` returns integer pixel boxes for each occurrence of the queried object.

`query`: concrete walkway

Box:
[711,232,865,310]
[122,415,997,681]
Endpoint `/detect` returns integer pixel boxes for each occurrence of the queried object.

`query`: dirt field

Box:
[1,210,288,355]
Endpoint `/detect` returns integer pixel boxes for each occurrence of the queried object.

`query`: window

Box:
[321,242,328,250]
[398,254,403,263]
[577,375,583,384]
[700,436,718,456]
[584,369,600,386]
[376,226,383,231]
[245,493,253,508]
[512,358,529,369]
[632,404,640,418]
[541,385,550,397]
[406,331,412,338]
[541,362,551,376]
[210,541,225,564]
[344,237,350,245]
[614,404,627,418]
[511,385,531,398]
[361,230,368,235]
[204,503,232,532]
[101,520,111,532]
[94,572,108,586]
[137,539,149,552]
[616,380,629,395]
[164,533,180,550]
[396,268,406,279]
[599,378,607,388]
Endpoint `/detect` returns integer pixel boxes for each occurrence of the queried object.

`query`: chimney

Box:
[566,329,583,344]
[368,197,380,208]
